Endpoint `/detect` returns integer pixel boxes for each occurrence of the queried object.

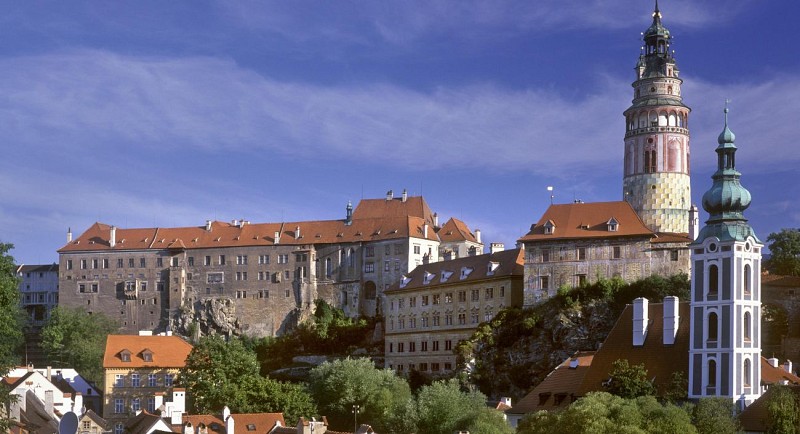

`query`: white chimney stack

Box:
[433,213,439,227]
[295,226,301,239]
[475,229,482,244]
[423,223,429,239]
[633,298,649,346]
[67,227,72,243]
[785,360,793,375]
[663,296,679,345]
[768,357,779,368]
[73,392,83,415]
[110,226,117,248]
[689,205,699,241]
[402,189,408,202]
[205,220,212,231]
[154,392,164,411]
[274,231,280,244]
[490,243,505,254]
[386,190,393,201]
[225,407,235,434]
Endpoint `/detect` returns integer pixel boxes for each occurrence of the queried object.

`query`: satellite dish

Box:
[58,411,79,434]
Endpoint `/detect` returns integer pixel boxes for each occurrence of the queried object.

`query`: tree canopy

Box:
[766,229,800,276]
[605,359,656,399]
[0,243,25,432]
[179,335,315,423]
[415,379,512,434]
[41,306,118,385]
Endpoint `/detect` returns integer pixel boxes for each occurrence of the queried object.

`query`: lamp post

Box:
[352,404,361,433]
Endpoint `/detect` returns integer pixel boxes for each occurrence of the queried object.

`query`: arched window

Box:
[658,111,668,126]
[325,257,332,278]
[348,248,355,268]
[668,113,676,126]
[708,264,719,298]
[744,311,752,342]
[364,281,377,300]
[743,358,752,387]
[708,359,717,392]
[744,264,752,295]
[708,312,718,342]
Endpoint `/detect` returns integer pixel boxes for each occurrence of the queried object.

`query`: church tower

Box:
[623,2,691,234]
[688,108,762,408]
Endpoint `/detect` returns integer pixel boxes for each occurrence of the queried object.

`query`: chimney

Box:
[183,422,193,434]
[295,226,301,239]
[475,229,482,244]
[662,296,679,345]
[110,226,117,248]
[225,409,235,434]
[402,189,408,202]
[73,392,83,415]
[274,231,281,244]
[501,397,512,407]
[785,360,793,375]
[67,227,73,243]
[205,220,212,232]
[172,388,186,413]
[768,357,780,368]
[689,205,699,240]
[490,243,505,254]
[633,298,649,346]
[47,366,52,381]
[154,392,164,411]
[345,201,353,226]
[423,223,429,239]
[45,390,54,416]
[433,213,439,227]
[386,190,393,201]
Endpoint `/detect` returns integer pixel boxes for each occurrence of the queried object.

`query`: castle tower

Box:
[688,108,762,409]
[623,2,691,234]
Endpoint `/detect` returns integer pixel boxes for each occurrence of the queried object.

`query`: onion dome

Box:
[695,107,759,243]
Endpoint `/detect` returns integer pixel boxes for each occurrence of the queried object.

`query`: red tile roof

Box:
[510,351,596,415]
[352,195,434,223]
[384,248,523,294]
[518,201,654,242]
[438,217,478,243]
[181,413,284,434]
[103,335,193,369]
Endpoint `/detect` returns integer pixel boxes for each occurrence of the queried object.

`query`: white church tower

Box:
[688,107,762,408]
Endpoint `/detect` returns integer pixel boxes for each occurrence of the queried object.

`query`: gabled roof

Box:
[80,409,110,430]
[16,264,59,274]
[510,351,596,415]
[59,197,442,254]
[438,217,479,243]
[739,385,800,433]
[103,335,193,369]
[519,201,654,242]
[385,248,523,294]
[124,410,171,434]
[231,413,285,434]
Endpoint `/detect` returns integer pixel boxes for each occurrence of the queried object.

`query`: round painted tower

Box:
[623,2,691,234]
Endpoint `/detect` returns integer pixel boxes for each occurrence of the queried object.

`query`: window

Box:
[458,313,466,325]
[420,362,428,371]
[236,255,248,265]
[433,315,440,326]
[744,311,752,342]
[485,288,494,299]
[365,262,375,273]
[744,264,752,294]
[743,358,752,387]
[578,248,586,260]
[384,245,391,255]
[398,318,405,329]
[115,374,124,387]
[83,421,91,430]
[236,271,248,281]
[433,294,440,305]
[708,264,719,297]
[445,314,453,325]
[259,254,270,264]
[139,258,146,268]
[433,341,440,351]
[278,254,289,264]
[409,342,416,352]
[204,256,211,266]
[131,373,140,387]
[148,373,157,387]
[610,246,621,259]
[457,291,466,302]
[285,289,291,298]
[156,257,163,267]
[421,316,428,327]
[143,352,152,362]
[432,363,440,372]
[445,293,453,303]
[102,258,109,269]
[421,341,428,352]
[139,281,146,291]
[541,250,550,262]
[115,423,124,434]
[422,295,429,306]
[165,374,174,387]
[207,273,224,284]
[67,260,73,270]
[121,352,131,362]
[540,276,550,290]
[578,274,587,287]
[148,397,156,412]
[219,255,226,265]
[114,399,124,414]
[398,343,404,353]
[131,398,140,412]
[413,244,421,254]
[260,289,270,299]
[471,289,479,301]
[81,259,87,269]
[708,312,719,342]
[129,258,135,268]
[707,359,717,392]
[472,313,479,324]
[445,363,452,371]
[384,260,390,271]
[445,340,452,351]
[365,246,374,257]
[670,250,679,261]
[409,318,416,328]
[409,296,417,307]
[188,257,194,266]
[92,259,98,269]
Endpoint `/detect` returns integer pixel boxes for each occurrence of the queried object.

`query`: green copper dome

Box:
[695,108,759,244]
[644,2,671,40]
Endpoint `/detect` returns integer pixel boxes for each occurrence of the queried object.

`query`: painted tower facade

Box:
[688,109,762,408]
[623,3,691,234]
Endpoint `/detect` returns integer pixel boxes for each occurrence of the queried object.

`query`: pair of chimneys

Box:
[633,296,679,346]
[385,189,408,202]
[767,357,794,375]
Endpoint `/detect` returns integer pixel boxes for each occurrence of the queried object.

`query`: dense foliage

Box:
[179,335,316,423]
[458,274,690,398]
[606,359,655,399]
[765,228,800,276]
[41,306,118,385]
[767,385,800,434]
[0,243,25,432]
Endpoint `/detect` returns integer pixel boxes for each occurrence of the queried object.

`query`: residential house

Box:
[384,248,523,374]
[102,333,193,431]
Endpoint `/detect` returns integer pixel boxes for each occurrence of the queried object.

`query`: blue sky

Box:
[2,0,799,264]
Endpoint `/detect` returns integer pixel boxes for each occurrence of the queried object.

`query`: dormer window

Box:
[543,220,556,235]
[119,350,132,362]
[141,350,153,362]
[460,267,473,280]
[487,262,500,276]
[423,272,435,285]
[440,270,453,282]
[400,275,412,288]
[607,218,619,232]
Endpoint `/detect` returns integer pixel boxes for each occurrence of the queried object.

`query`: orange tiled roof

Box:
[760,358,800,385]
[510,351,596,414]
[181,413,284,434]
[103,335,193,369]
[518,201,654,242]
[762,274,800,287]
[384,248,523,293]
[352,195,434,223]
[438,217,478,243]
[59,197,441,253]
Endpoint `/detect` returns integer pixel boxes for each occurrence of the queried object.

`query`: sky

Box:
[1,0,799,265]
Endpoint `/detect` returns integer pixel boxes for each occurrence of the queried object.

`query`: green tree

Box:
[415,379,510,434]
[40,306,118,386]
[692,398,739,434]
[767,385,799,434]
[0,243,25,432]
[605,359,656,399]
[180,335,315,420]
[766,229,800,276]
[307,357,414,433]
